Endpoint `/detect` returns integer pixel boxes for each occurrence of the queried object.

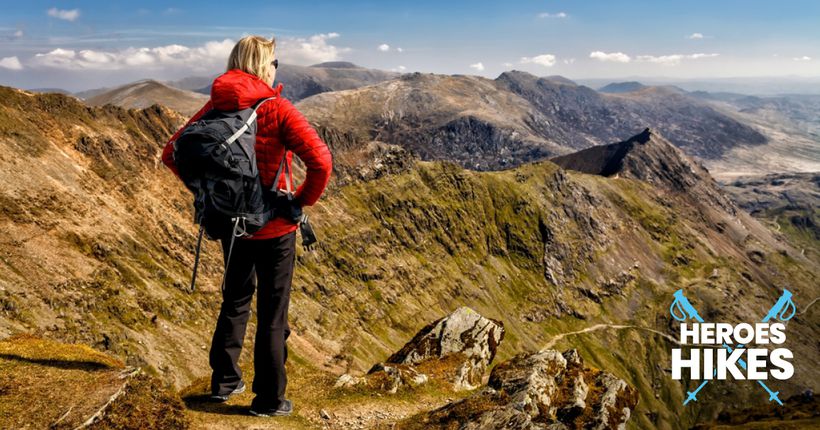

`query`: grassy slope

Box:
[0,335,187,429]
[0,87,817,428]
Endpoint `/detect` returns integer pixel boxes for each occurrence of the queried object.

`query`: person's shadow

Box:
[183,394,251,416]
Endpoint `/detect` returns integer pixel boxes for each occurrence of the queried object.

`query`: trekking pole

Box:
[189,225,205,292]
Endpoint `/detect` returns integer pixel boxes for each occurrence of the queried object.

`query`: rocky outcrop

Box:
[382,306,504,390]
[417,115,549,170]
[400,349,639,430]
[336,307,505,392]
[331,141,417,185]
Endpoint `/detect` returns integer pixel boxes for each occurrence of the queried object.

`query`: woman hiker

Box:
[161,35,333,417]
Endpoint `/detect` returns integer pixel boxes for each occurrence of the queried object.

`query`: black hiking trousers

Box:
[209,230,296,405]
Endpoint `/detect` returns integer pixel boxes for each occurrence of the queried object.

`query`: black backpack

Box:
[172,97,294,291]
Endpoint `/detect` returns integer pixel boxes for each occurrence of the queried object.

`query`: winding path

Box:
[798,296,819,316]
[540,324,680,351]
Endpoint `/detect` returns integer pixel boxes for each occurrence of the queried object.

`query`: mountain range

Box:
[59,63,820,179]
[163,61,399,103]
[298,69,767,171]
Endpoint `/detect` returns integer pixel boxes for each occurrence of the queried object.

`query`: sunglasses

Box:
[271,59,278,69]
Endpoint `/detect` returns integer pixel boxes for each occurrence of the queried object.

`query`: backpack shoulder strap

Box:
[247,96,277,126]
[224,96,277,146]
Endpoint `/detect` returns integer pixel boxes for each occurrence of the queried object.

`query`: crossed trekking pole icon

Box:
[670,288,796,406]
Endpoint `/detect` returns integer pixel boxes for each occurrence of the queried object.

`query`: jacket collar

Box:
[210,68,283,111]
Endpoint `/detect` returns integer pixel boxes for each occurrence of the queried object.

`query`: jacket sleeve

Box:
[161,101,213,179]
[278,98,333,206]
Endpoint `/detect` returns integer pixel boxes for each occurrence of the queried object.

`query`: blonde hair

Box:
[226,35,276,80]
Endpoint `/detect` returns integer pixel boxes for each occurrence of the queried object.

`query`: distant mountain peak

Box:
[83,79,208,116]
[552,127,739,221]
[310,61,362,69]
[543,75,577,85]
[552,128,708,191]
[495,70,538,82]
[496,70,580,90]
[598,81,647,93]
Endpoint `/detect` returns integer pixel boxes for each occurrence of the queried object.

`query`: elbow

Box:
[310,145,333,179]
[322,151,333,177]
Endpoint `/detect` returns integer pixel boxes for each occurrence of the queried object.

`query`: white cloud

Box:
[396,47,404,53]
[378,43,390,52]
[277,32,350,65]
[688,53,719,59]
[538,12,567,18]
[29,40,234,71]
[47,8,80,22]
[469,62,485,71]
[636,53,719,65]
[391,65,406,72]
[520,54,557,67]
[0,56,23,70]
[563,58,576,65]
[13,29,23,38]
[793,56,812,61]
[590,51,631,63]
[502,62,513,67]
[24,33,349,71]
[32,48,76,68]
[687,33,705,40]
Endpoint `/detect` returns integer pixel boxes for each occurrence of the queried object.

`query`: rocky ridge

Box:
[399,349,639,430]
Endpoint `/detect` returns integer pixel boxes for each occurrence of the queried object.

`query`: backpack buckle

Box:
[276,189,294,200]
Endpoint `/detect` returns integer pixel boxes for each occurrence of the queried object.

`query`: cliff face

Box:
[0,87,817,428]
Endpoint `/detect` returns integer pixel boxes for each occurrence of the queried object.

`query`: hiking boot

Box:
[249,398,293,417]
[210,380,246,402]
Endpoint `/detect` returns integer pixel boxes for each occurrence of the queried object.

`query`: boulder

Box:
[380,306,505,390]
[335,307,505,393]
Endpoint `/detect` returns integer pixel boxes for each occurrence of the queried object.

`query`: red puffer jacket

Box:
[162,69,333,240]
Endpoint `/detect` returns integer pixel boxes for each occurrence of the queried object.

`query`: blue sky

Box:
[0,1,818,91]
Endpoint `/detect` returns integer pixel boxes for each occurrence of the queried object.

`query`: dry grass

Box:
[0,335,187,429]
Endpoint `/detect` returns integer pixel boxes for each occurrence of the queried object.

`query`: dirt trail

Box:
[540,324,680,350]
[182,357,461,430]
